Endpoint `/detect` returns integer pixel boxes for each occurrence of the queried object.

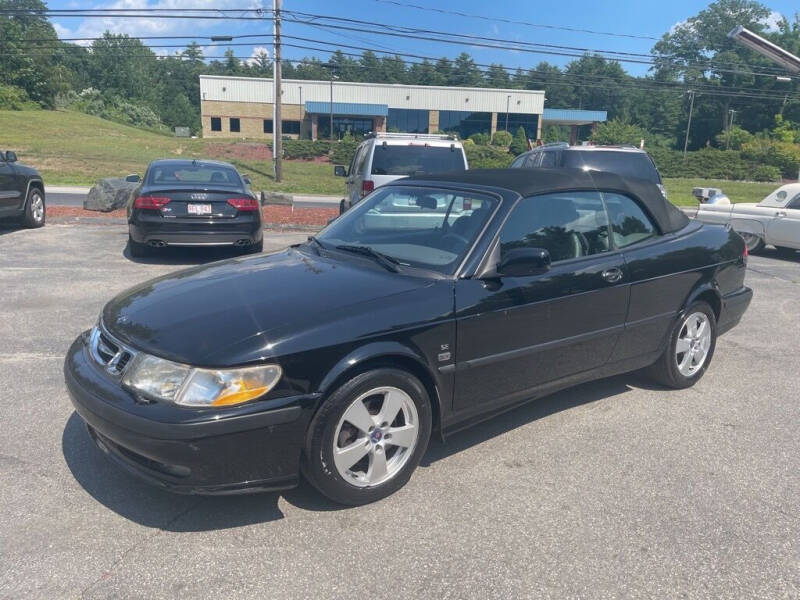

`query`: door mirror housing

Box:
[125,174,141,183]
[334,165,347,177]
[498,247,551,277]
[4,151,17,163]
[242,175,252,186]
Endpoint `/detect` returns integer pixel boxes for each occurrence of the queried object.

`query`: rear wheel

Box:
[243,238,263,254]
[646,301,717,389]
[303,368,432,505]
[738,232,764,254]
[22,188,45,228]
[127,236,150,258]
[775,246,797,258]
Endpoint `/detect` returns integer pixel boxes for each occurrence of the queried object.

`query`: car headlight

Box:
[122,353,282,408]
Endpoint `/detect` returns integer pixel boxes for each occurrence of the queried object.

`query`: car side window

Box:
[510,155,527,168]
[349,145,366,177]
[602,192,658,248]
[525,152,541,168]
[499,192,612,264]
[539,150,558,168]
[787,193,800,209]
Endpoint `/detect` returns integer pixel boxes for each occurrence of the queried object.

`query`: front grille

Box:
[89,324,136,377]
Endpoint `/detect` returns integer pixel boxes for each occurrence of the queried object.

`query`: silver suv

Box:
[511,143,667,199]
[334,133,468,213]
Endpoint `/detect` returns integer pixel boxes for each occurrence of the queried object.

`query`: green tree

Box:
[509,126,529,155]
[451,53,483,87]
[590,118,648,146]
[485,64,510,88]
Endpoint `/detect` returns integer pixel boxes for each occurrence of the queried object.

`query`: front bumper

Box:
[718,286,753,335]
[64,333,317,495]
[129,215,262,247]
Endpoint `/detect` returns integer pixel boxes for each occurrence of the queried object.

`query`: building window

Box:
[283,120,301,135]
[318,116,373,140]
[438,111,491,139]
[500,113,539,139]
[387,109,429,133]
[229,118,240,133]
[263,119,273,134]
[210,117,221,132]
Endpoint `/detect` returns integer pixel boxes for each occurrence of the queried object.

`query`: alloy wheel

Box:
[332,386,419,487]
[675,311,712,377]
[30,193,44,223]
[739,232,761,252]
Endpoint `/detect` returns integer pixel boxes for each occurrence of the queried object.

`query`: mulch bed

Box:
[47,205,337,228]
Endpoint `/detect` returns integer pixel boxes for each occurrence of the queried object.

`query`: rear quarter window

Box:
[371,146,466,176]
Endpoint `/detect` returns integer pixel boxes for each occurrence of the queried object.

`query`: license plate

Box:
[187,203,212,215]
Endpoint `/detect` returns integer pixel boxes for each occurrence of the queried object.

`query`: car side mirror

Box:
[242,175,252,186]
[125,174,141,183]
[498,247,551,277]
[5,151,17,163]
[334,165,347,177]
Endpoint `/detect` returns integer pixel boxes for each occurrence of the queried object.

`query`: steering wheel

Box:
[442,232,470,250]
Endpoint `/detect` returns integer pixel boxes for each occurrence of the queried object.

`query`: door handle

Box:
[776,211,787,217]
[601,267,623,283]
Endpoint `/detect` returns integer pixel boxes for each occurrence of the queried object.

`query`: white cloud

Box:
[246,46,270,65]
[54,0,262,42]
[762,11,784,32]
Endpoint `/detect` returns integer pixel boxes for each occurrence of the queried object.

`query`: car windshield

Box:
[562,151,660,183]
[371,146,465,176]
[317,186,497,274]
[148,164,241,186]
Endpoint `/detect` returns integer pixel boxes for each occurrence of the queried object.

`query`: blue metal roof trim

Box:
[305,101,388,116]
[543,108,608,122]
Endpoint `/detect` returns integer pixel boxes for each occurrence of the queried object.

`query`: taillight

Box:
[742,242,749,260]
[227,197,259,211]
[362,180,375,195]
[133,196,171,210]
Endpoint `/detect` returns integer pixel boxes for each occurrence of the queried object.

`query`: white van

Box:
[334,132,468,213]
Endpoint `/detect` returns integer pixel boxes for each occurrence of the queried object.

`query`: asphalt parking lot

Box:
[1,222,798,599]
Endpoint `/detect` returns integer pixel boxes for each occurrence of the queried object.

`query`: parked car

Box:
[511,143,667,199]
[334,132,468,213]
[693,183,800,254]
[65,168,751,505]
[125,159,262,257]
[0,150,45,228]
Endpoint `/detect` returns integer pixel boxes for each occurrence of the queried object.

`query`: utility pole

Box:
[329,65,335,140]
[683,89,695,162]
[726,109,737,150]
[505,95,510,132]
[273,0,282,182]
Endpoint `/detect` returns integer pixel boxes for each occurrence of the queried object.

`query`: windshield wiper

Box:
[307,235,325,255]
[335,244,400,272]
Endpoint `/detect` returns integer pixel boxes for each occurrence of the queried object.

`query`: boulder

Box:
[260,190,293,206]
[84,178,139,212]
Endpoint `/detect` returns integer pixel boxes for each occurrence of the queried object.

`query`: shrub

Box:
[741,139,800,178]
[491,130,512,147]
[751,165,782,182]
[281,139,331,160]
[509,126,529,156]
[462,138,475,146]
[468,132,490,146]
[0,84,39,110]
[713,126,754,150]
[590,118,647,146]
[330,134,358,165]
[465,145,514,169]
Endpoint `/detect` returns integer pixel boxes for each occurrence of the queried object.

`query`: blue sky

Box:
[48,0,800,76]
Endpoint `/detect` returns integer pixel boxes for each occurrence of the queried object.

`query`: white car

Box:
[693,183,800,254]
[334,132,468,213]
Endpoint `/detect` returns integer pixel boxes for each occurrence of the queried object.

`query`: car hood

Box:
[102,248,433,366]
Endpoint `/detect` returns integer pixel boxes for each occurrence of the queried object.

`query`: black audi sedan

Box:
[126,159,262,257]
[65,169,752,505]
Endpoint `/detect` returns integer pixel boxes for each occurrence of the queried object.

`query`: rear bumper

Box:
[130,217,262,247]
[718,286,753,335]
[64,333,316,495]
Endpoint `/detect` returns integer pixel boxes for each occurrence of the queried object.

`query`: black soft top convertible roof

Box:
[400,168,689,234]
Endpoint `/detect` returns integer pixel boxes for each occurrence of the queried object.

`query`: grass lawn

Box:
[662,178,776,206]
[1,110,781,203]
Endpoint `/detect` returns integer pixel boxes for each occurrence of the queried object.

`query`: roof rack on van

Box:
[537,142,570,149]
[368,132,459,141]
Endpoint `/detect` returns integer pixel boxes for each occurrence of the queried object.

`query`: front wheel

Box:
[646,301,717,389]
[127,236,151,258]
[303,368,432,505]
[23,188,45,228]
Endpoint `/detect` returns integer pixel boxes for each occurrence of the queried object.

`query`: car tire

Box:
[243,239,263,254]
[646,301,717,389]
[127,236,150,258]
[22,187,45,228]
[302,368,432,505]
[739,232,764,254]
[339,199,346,215]
[775,246,796,258]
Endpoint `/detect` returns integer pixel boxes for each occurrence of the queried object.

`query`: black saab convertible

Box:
[65,169,752,505]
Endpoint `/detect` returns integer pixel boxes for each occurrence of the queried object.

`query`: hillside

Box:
[0,110,340,194]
